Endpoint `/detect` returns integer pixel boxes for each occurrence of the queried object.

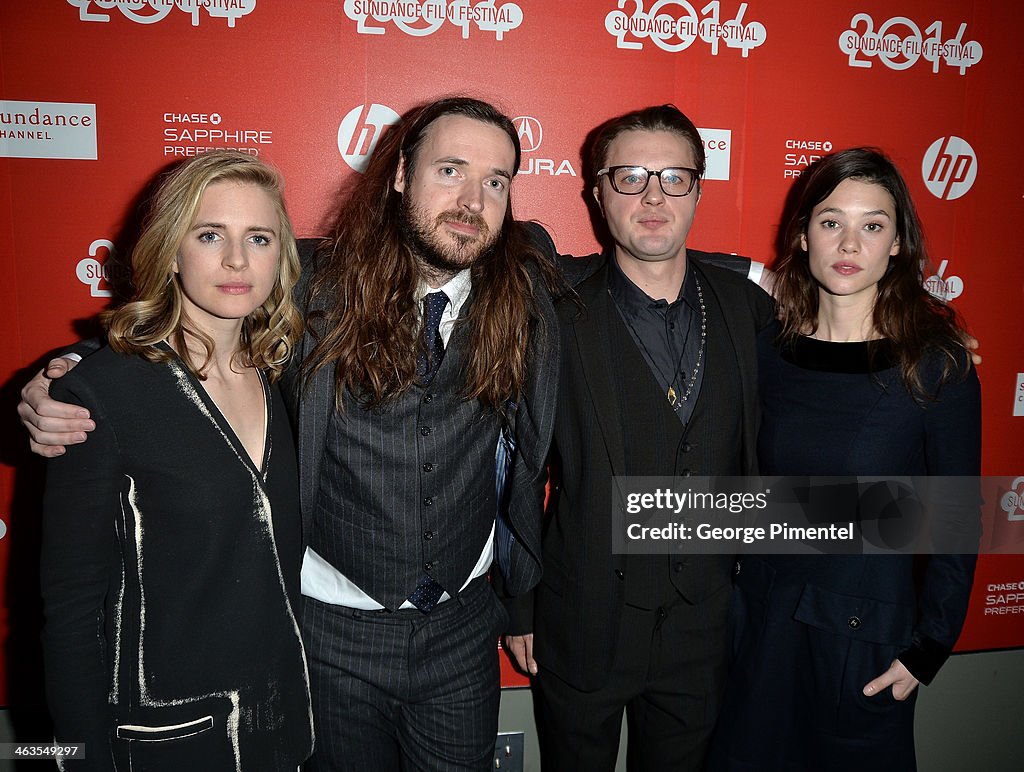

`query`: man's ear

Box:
[393,155,407,194]
[592,185,603,215]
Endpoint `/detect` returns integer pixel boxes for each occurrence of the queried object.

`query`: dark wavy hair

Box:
[773,147,969,397]
[303,96,562,411]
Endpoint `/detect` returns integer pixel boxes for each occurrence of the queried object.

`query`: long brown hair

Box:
[303,97,562,411]
[773,147,968,397]
[104,150,303,381]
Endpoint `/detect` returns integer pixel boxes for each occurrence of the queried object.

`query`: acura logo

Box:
[514,116,543,152]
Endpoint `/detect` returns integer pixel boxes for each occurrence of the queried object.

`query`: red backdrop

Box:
[2,0,1022,700]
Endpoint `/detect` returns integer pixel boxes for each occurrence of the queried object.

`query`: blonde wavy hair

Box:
[104,150,302,381]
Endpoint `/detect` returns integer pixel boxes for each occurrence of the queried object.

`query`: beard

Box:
[399,195,501,276]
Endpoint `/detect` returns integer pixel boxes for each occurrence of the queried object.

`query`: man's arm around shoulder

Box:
[19,340,103,457]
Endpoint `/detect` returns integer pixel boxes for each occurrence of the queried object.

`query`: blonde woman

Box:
[41,151,312,770]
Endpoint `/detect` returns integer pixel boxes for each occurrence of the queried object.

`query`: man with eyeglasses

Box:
[506,105,773,771]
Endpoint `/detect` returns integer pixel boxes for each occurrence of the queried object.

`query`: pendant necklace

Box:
[614,275,707,412]
[668,275,706,411]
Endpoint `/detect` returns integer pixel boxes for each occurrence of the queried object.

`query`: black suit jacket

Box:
[509,247,773,691]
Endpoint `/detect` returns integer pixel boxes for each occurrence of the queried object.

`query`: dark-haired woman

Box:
[708,148,980,772]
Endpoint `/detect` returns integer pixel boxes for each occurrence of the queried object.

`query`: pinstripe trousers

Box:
[301,577,506,771]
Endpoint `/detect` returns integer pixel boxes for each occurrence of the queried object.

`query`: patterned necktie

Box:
[416,291,449,385]
[408,573,446,613]
[408,291,450,612]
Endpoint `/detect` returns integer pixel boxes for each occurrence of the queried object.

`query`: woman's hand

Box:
[863,659,920,701]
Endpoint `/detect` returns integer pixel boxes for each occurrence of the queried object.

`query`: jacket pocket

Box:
[115,715,213,742]
[794,583,913,646]
[112,701,238,770]
[794,584,916,737]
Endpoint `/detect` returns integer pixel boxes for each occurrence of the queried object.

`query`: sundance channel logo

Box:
[699,128,731,181]
[0,100,97,160]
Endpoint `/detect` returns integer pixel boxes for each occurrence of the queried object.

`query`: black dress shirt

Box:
[608,253,705,425]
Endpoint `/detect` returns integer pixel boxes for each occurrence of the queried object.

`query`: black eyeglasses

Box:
[596,166,700,197]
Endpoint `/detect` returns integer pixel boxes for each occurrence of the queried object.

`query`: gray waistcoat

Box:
[310,319,501,610]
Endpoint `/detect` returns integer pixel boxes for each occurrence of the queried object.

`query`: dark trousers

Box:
[302,577,506,772]
[534,586,730,772]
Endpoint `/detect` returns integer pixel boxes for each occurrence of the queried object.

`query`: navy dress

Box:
[41,345,314,771]
[707,322,980,772]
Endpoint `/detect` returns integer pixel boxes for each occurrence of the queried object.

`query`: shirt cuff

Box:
[747,260,765,286]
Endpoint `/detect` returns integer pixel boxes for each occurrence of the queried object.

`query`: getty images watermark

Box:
[613,476,1024,556]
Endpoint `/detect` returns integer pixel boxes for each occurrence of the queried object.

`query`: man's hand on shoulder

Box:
[964,335,981,366]
[18,356,93,457]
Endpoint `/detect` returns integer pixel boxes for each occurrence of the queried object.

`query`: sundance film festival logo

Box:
[922,259,963,302]
[1001,477,1024,520]
[1015,375,1024,418]
[922,136,976,200]
[605,1,767,56]
[839,14,982,75]
[514,116,577,178]
[344,1,523,40]
[0,100,97,160]
[338,103,401,173]
[76,239,115,297]
[67,0,256,27]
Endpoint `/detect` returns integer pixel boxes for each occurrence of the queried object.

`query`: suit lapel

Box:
[572,265,627,476]
[692,260,761,474]
[295,328,334,533]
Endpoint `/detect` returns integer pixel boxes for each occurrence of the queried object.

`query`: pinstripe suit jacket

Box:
[280,233,559,599]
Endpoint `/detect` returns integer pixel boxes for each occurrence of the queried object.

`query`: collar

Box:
[607,251,698,316]
[416,268,473,318]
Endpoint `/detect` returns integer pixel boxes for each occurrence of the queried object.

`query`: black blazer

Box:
[509,249,774,690]
[41,346,313,771]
